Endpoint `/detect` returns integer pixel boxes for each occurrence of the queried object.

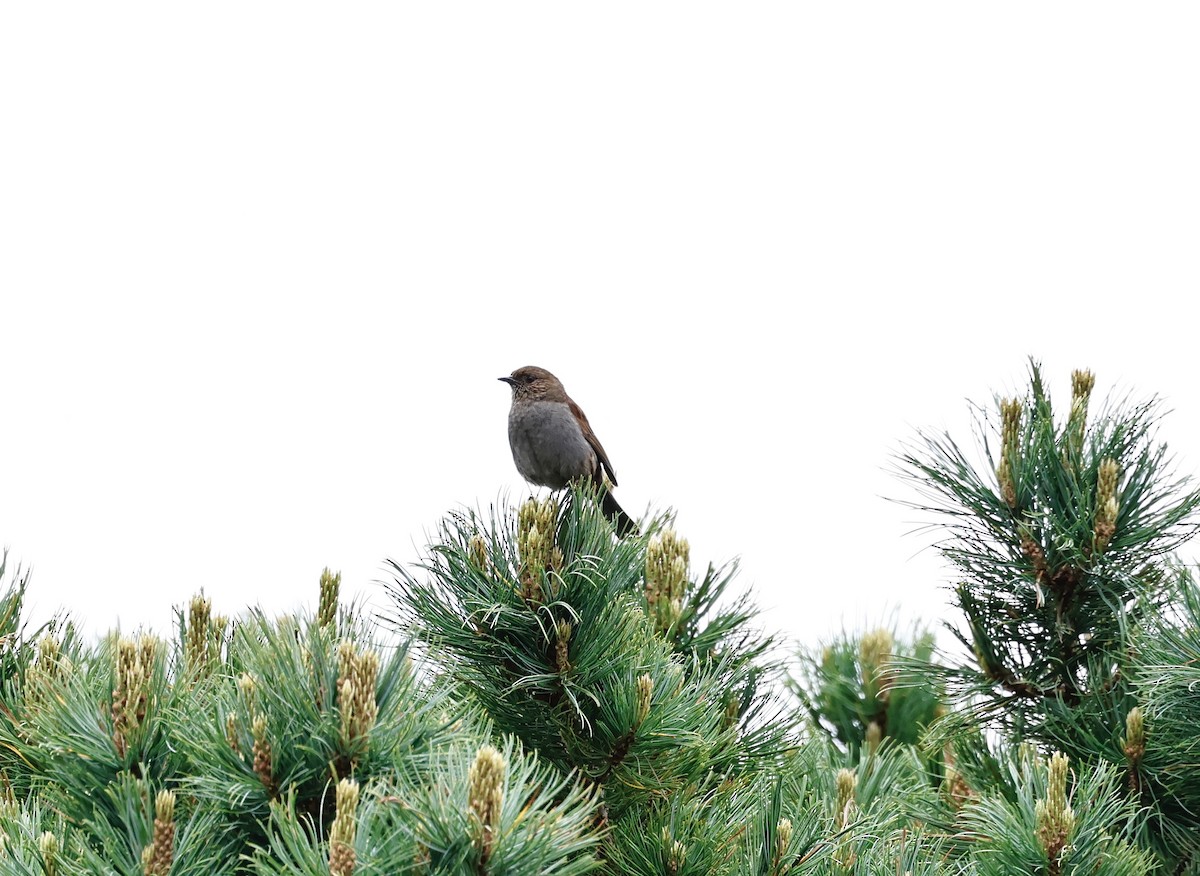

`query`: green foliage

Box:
[0,566,476,872]
[168,607,470,870]
[791,622,944,760]
[251,739,600,876]
[1124,569,1200,868]
[73,774,236,875]
[958,749,1154,876]
[4,360,1200,874]
[0,551,35,699]
[896,362,1200,873]
[0,550,68,797]
[896,363,1200,732]
[22,632,187,826]
[388,489,806,874]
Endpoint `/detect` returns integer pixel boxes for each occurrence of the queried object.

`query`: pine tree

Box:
[896,361,1200,874]
[1,362,1199,874]
[385,491,816,874]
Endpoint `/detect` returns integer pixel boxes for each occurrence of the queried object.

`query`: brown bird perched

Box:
[500,366,638,536]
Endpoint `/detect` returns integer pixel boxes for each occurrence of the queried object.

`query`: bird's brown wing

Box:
[568,398,618,486]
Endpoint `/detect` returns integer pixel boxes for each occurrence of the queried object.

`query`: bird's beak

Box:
[498,376,516,386]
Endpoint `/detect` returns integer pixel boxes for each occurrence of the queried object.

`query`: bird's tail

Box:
[602,489,639,537]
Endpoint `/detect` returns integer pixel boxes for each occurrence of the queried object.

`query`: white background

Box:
[3,5,1198,654]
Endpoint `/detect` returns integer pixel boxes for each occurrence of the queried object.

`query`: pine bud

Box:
[1093,458,1120,553]
[943,764,973,810]
[520,526,542,599]
[835,768,857,829]
[468,533,490,573]
[1035,752,1075,864]
[26,635,66,714]
[645,528,690,634]
[1066,369,1096,460]
[142,790,176,876]
[338,677,357,742]
[318,568,341,629]
[859,628,894,700]
[1071,369,1096,402]
[36,635,61,669]
[1018,525,1048,575]
[155,788,175,825]
[555,620,572,674]
[661,827,687,875]
[237,672,258,703]
[337,643,380,753]
[39,831,58,876]
[469,745,506,864]
[865,720,883,754]
[252,714,276,796]
[186,593,212,674]
[329,778,359,876]
[997,398,1023,508]
[113,636,153,758]
[1123,706,1146,766]
[518,497,559,603]
[1000,397,1023,451]
[834,768,858,869]
[225,712,241,754]
[635,673,653,727]
[139,636,159,682]
[774,818,793,868]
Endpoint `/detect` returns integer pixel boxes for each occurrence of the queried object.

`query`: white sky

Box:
[2,5,1198,653]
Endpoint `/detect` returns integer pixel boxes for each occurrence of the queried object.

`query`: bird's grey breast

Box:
[508,399,595,489]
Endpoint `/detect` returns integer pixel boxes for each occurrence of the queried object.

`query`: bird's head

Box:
[499,366,566,401]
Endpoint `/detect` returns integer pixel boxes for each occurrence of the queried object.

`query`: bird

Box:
[499,366,638,536]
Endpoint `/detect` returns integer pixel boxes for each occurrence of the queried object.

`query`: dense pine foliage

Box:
[1,362,1199,874]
